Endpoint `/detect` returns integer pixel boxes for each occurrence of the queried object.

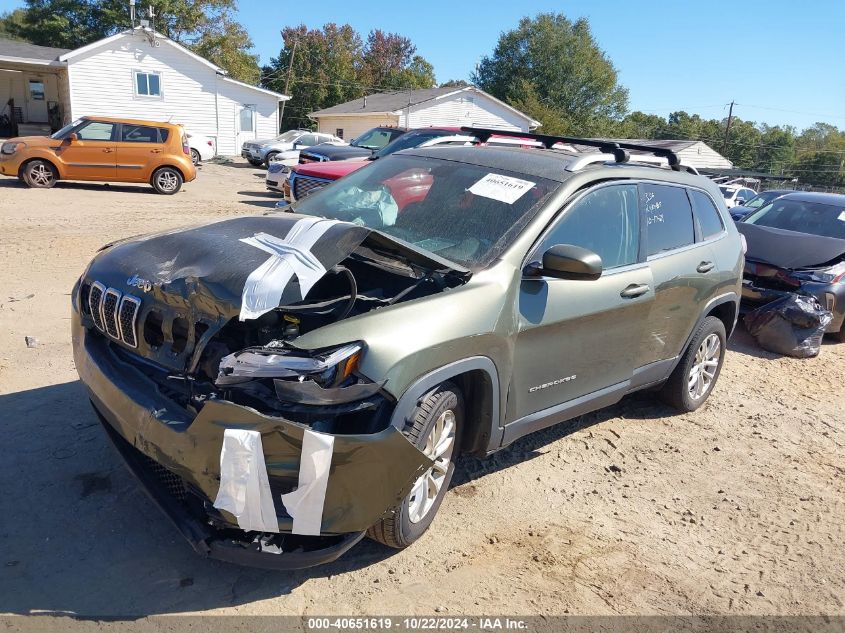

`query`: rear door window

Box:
[121,125,160,143]
[641,183,695,256]
[689,189,725,240]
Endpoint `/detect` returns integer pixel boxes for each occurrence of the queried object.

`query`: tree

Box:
[473,13,628,135]
[262,23,436,131]
[0,0,260,83]
[439,79,470,88]
[0,9,27,40]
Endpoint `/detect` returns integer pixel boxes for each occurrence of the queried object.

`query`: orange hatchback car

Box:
[0,116,197,194]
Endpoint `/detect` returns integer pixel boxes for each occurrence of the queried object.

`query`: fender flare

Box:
[389,356,502,449]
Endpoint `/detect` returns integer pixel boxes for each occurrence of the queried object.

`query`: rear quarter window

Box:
[689,190,725,240]
[641,183,695,256]
[158,128,170,142]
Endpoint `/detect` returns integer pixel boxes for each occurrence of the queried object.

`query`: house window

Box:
[335,128,344,139]
[239,107,254,132]
[29,80,45,101]
[134,71,161,97]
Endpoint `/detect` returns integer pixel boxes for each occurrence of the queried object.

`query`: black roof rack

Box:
[461,126,683,171]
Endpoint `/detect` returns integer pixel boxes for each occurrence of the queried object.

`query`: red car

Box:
[283,127,475,203]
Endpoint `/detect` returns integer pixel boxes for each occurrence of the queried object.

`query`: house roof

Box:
[54,27,288,100]
[0,36,69,64]
[310,86,540,127]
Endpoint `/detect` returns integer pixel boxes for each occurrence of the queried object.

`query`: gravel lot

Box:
[1,160,843,617]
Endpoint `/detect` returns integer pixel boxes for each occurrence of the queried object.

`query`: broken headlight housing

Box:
[216,342,363,388]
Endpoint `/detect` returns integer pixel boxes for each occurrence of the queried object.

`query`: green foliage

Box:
[0,0,260,83]
[262,24,436,131]
[439,79,470,88]
[472,12,628,136]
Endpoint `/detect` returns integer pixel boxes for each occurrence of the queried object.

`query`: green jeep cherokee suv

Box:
[72,129,743,568]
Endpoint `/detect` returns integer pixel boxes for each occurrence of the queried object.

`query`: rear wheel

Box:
[151,166,183,195]
[659,316,726,412]
[22,159,57,188]
[264,151,279,168]
[367,383,462,549]
[190,149,201,165]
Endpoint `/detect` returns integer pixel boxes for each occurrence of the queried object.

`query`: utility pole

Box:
[278,38,298,132]
[722,100,735,154]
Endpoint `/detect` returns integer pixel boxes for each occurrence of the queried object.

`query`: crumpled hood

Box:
[737,222,845,269]
[84,214,466,323]
[85,215,371,322]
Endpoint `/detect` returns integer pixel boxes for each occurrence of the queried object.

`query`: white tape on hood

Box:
[239,217,339,321]
[213,429,279,533]
[281,429,334,536]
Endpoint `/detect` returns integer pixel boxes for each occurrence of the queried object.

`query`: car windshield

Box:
[275,130,303,143]
[353,128,398,150]
[50,119,83,139]
[372,131,452,159]
[744,198,845,239]
[745,191,781,209]
[291,154,558,269]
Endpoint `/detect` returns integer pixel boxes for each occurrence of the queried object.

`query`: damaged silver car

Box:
[72,128,744,568]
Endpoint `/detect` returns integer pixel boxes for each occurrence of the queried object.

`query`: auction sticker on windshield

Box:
[468,173,535,204]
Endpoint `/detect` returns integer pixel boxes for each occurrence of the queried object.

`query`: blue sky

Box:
[3,0,843,131]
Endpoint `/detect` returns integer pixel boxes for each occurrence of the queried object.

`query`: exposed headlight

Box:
[1,142,22,155]
[216,342,363,387]
[793,269,845,284]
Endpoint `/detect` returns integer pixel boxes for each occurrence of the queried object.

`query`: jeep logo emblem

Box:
[126,274,152,293]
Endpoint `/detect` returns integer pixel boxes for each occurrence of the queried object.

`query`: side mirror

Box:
[735,197,745,206]
[66,132,78,143]
[528,244,603,280]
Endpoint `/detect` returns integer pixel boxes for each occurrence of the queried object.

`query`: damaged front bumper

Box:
[71,312,432,569]
[741,279,844,333]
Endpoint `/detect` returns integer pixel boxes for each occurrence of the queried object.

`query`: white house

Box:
[598,139,734,170]
[309,86,540,140]
[0,28,288,155]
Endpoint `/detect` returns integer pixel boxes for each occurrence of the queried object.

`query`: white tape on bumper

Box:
[281,429,334,536]
[213,429,279,533]
[239,217,339,321]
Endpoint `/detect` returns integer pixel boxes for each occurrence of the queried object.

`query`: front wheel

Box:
[659,316,726,412]
[22,159,57,188]
[247,158,263,167]
[367,383,462,549]
[264,151,279,168]
[151,167,183,195]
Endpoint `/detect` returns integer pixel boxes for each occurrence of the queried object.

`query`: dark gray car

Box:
[72,130,744,569]
[737,191,845,340]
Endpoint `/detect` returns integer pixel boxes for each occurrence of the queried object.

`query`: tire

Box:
[247,158,263,167]
[834,324,845,343]
[264,151,279,168]
[190,149,201,165]
[22,159,57,189]
[151,166,183,195]
[659,316,726,412]
[367,383,463,549]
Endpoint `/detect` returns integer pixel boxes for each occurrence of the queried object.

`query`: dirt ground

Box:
[0,160,843,617]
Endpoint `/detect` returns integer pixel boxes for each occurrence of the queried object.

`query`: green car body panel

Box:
[72,145,743,568]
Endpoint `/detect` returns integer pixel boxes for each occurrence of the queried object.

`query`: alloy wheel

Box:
[407,409,456,524]
[29,162,54,186]
[157,170,179,192]
[687,333,721,400]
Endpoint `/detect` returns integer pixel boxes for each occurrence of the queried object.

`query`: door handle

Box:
[151,149,162,153]
[697,261,715,273]
[102,148,113,153]
[620,283,650,299]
